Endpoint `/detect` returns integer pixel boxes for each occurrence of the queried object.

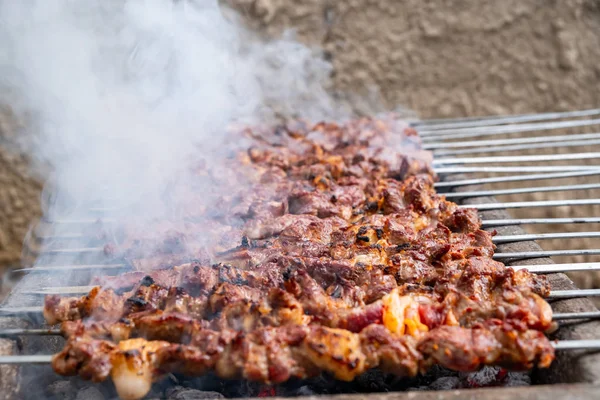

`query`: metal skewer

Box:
[493,233,600,244]
[462,199,600,210]
[446,183,600,198]
[422,118,600,140]
[493,249,600,259]
[553,340,600,351]
[435,169,600,188]
[0,306,598,333]
[552,311,600,321]
[15,284,600,298]
[11,258,600,278]
[434,138,600,157]
[511,263,600,273]
[0,329,60,337]
[435,166,600,174]
[21,286,96,296]
[27,232,600,259]
[433,152,600,165]
[43,247,106,255]
[40,218,116,224]
[0,307,45,315]
[0,355,54,364]
[425,132,600,150]
[31,233,92,241]
[1,287,600,331]
[414,108,600,130]
[14,264,127,273]
[0,339,599,365]
[548,289,600,299]
[482,218,600,227]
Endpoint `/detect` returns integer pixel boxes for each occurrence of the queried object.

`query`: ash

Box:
[37,367,530,400]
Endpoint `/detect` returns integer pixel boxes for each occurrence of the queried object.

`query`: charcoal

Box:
[166,386,225,400]
[424,365,456,378]
[75,386,105,400]
[460,367,501,388]
[428,376,460,390]
[504,372,531,387]
[356,369,390,392]
[294,385,317,396]
[46,380,77,400]
[36,365,533,400]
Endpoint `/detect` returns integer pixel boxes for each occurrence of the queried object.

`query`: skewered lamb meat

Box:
[43,116,555,399]
[52,322,552,400]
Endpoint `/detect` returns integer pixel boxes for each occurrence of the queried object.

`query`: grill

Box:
[1,109,600,399]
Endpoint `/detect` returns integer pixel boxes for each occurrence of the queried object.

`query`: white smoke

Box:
[0,0,355,265]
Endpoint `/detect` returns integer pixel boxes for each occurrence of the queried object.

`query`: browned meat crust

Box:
[43,116,554,399]
[52,321,552,400]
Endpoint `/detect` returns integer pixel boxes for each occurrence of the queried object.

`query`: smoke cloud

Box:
[0,0,360,269]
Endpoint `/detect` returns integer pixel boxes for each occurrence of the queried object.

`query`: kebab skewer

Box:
[16,117,558,399]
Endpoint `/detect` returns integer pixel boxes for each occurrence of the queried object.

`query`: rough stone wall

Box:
[0,110,41,271]
[2,0,600,287]
[228,0,600,116]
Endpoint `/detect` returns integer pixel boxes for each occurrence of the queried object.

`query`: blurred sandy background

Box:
[1,0,600,292]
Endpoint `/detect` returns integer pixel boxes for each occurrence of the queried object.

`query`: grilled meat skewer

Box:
[42,116,556,399]
[53,321,553,400]
[49,267,553,346]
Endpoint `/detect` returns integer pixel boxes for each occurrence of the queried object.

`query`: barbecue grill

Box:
[1,109,600,399]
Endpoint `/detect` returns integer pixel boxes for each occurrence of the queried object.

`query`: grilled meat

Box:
[418,320,555,371]
[51,267,553,346]
[44,116,555,399]
[53,321,552,400]
[53,324,421,400]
